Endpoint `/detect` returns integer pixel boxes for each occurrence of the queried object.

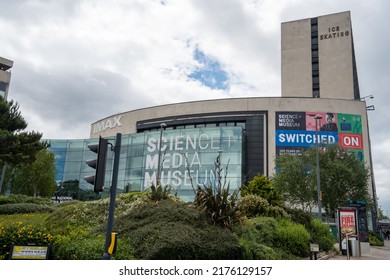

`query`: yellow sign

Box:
[11,245,49,260]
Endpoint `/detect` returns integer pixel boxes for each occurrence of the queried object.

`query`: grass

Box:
[0,213,50,227]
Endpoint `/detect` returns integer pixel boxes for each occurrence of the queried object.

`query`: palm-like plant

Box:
[194,154,241,231]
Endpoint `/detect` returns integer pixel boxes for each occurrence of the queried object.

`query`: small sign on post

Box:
[310,243,320,252]
[309,243,320,260]
[10,245,50,260]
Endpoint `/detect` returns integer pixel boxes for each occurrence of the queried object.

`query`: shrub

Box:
[369,230,384,246]
[284,207,313,230]
[50,229,103,260]
[235,217,311,259]
[0,194,53,206]
[0,203,55,214]
[238,195,289,219]
[44,201,107,235]
[241,241,280,260]
[236,217,281,260]
[309,218,335,252]
[273,219,310,258]
[195,184,241,230]
[240,174,283,207]
[44,193,148,235]
[0,221,53,259]
[112,199,242,259]
[193,155,243,231]
[50,229,136,260]
[146,184,174,201]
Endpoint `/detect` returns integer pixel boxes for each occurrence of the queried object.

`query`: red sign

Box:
[341,214,355,228]
[338,208,358,251]
[339,133,363,150]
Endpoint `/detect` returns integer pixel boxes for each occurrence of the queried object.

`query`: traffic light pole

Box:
[102,133,121,260]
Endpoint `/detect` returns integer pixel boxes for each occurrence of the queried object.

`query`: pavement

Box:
[321,240,390,260]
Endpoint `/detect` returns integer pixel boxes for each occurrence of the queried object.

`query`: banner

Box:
[275,111,363,159]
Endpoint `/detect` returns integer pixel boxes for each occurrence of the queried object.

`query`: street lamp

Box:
[360,95,374,101]
[156,122,167,186]
[313,114,323,220]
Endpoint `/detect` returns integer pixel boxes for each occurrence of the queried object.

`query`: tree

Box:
[272,152,315,211]
[316,144,370,214]
[0,97,47,166]
[272,144,371,216]
[10,149,57,197]
[56,180,80,199]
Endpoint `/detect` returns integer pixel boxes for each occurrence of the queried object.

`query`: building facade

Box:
[281,11,360,100]
[0,56,13,100]
[48,96,370,202]
[43,12,376,226]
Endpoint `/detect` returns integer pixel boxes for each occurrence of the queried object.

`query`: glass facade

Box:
[48,126,244,202]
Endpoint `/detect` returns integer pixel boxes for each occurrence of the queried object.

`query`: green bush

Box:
[0,194,53,206]
[112,199,243,259]
[40,193,146,260]
[236,217,281,260]
[51,231,105,260]
[309,218,335,252]
[49,228,136,260]
[241,241,280,260]
[284,207,313,230]
[44,201,107,234]
[309,219,335,252]
[240,173,283,207]
[238,195,289,219]
[273,219,310,258]
[44,193,148,235]
[236,217,278,246]
[369,230,384,246]
[0,203,55,214]
[235,217,311,259]
[0,221,53,259]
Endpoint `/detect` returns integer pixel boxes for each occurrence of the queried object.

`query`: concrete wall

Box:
[281,18,313,98]
[317,11,355,99]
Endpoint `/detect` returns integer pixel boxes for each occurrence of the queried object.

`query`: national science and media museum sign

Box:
[126,127,244,199]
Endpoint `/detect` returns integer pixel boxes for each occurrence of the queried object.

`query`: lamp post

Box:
[314,114,323,220]
[360,94,374,101]
[156,123,167,186]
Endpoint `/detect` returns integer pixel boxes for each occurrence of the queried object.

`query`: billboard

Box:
[275,111,363,159]
[338,207,358,252]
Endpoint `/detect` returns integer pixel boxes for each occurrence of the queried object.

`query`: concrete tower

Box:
[281,11,360,100]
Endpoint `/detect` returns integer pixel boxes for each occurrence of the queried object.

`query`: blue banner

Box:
[276,130,338,147]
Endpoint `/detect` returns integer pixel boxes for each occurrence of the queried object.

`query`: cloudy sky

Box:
[1,0,389,215]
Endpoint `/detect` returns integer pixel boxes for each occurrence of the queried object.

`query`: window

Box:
[0,82,6,98]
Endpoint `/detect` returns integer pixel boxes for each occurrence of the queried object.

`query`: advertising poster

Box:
[338,208,358,251]
[275,111,363,159]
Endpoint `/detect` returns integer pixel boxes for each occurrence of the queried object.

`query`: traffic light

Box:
[84,137,108,193]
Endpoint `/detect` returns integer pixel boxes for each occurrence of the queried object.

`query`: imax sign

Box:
[93,115,122,134]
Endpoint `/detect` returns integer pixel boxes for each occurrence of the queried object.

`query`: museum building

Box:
[44,11,375,219]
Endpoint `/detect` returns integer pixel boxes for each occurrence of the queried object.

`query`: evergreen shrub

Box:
[0,203,55,214]
[113,199,242,259]
[273,219,310,257]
